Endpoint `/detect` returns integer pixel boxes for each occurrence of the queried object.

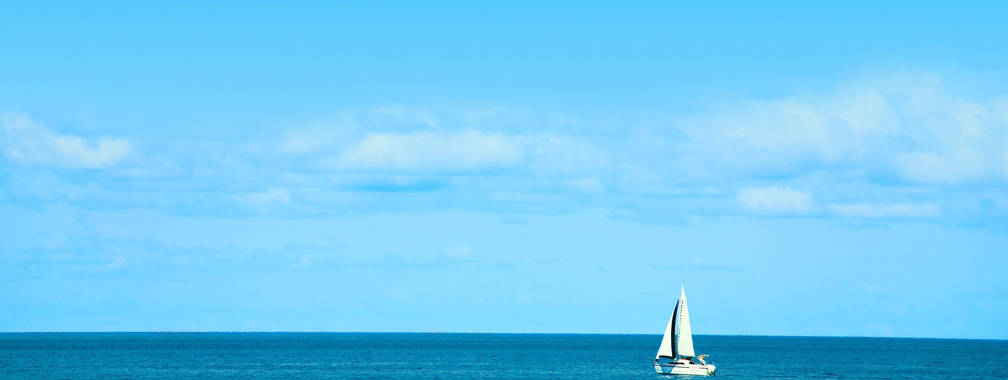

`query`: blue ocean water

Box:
[1,333,1006,379]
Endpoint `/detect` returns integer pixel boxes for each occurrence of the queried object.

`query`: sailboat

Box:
[654,284,716,376]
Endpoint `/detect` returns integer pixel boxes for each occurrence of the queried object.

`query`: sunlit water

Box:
[2,333,1005,379]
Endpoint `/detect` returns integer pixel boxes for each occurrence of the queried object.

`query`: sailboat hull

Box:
[654,362,715,376]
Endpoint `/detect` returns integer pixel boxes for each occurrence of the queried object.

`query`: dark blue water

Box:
[1,333,1006,379]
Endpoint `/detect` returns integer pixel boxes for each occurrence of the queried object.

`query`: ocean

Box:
[1,333,1006,379]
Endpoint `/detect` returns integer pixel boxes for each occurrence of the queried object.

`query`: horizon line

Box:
[0,331,1003,341]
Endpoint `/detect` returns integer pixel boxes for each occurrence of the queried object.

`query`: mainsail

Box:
[675,285,695,358]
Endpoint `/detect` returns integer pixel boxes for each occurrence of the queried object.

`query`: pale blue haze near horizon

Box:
[1,1,1006,338]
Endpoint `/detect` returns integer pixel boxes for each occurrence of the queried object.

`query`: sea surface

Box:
[1,333,1006,379]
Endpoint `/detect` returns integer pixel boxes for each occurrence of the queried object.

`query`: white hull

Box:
[654,362,716,376]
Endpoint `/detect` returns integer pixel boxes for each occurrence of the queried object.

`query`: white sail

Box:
[655,300,678,359]
[675,285,695,358]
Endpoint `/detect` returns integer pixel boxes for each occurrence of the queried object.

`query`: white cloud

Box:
[366,106,439,129]
[278,113,359,155]
[565,177,605,193]
[830,203,940,219]
[523,134,607,175]
[738,187,812,214]
[246,188,291,208]
[445,244,472,260]
[687,257,743,271]
[1,113,130,169]
[680,71,1008,185]
[102,256,128,270]
[334,130,522,173]
[6,71,1005,223]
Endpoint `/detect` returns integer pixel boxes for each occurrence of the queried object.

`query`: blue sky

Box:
[1,1,1007,338]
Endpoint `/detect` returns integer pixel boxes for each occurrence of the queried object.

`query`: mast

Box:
[675,284,695,358]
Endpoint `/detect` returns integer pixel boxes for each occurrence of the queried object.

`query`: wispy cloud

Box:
[445,244,473,260]
[333,130,522,173]
[4,70,1007,223]
[1,113,131,169]
[565,177,605,193]
[738,187,812,214]
[245,188,292,208]
[686,257,743,271]
[830,203,941,219]
[678,71,1008,185]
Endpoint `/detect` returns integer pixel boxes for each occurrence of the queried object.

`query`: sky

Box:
[1,1,1007,338]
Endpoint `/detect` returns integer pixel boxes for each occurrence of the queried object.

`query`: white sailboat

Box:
[654,284,716,376]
